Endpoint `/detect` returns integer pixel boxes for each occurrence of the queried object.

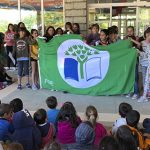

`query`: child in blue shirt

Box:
[46,96,59,125]
[0,103,14,141]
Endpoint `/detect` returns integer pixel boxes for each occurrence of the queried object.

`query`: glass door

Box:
[88,7,111,29]
[112,6,136,39]
[138,7,150,36]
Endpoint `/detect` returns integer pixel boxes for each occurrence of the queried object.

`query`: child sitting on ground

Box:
[9,98,23,113]
[85,105,107,146]
[112,102,132,135]
[34,108,55,149]
[67,121,96,150]
[99,136,119,150]
[12,108,41,150]
[46,96,59,125]
[56,102,81,144]
[0,103,14,142]
[126,110,144,150]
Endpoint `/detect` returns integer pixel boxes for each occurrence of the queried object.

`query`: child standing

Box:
[0,103,14,142]
[13,27,31,90]
[34,109,55,149]
[124,26,141,100]
[46,96,59,125]
[43,26,55,43]
[4,24,16,69]
[138,28,150,102]
[112,102,132,135]
[30,29,39,90]
[85,105,107,146]
[98,29,109,46]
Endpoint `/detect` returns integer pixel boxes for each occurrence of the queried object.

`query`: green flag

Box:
[38,34,137,96]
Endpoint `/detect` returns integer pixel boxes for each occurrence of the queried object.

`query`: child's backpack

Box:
[129,126,144,150]
[40,123,55,149]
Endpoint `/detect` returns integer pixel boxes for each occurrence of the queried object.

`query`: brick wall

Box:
[64,0,87,34]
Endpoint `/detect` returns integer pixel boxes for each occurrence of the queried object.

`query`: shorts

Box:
[30,57,37,62]
[17,60,29,78]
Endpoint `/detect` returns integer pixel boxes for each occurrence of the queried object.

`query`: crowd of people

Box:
[0,22,150,96]
[0,97,150,150]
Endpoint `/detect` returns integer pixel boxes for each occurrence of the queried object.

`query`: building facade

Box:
[0,0,150,37]
[64,0,150,37]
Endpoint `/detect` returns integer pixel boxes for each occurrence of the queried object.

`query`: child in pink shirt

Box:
[86,105,107,146]
[56,102,81,144]
[4,24,16,69]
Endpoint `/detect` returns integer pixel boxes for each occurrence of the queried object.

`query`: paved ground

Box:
[0,70,150,125]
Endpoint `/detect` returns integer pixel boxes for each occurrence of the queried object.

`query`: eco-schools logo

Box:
[57,39,110,88]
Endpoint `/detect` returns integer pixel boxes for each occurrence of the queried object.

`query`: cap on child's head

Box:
[119,102,132,118]
[0,103,11,117]
[46,96,57,109]
[33,108,47,125]
[126,110,140,127]
[8,142,24,150]
[75,121,95,145]
[10,98,23,113]
[99,136,119,150]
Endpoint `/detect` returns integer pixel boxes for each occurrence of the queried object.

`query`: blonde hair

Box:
[86,105,98,126]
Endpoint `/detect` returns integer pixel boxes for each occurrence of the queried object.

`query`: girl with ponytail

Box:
[86,105,107,146]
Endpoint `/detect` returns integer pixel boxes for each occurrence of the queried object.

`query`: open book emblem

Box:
[57,39,110,89]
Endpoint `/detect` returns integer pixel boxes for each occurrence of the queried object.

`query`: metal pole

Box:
[18,0,21,22]
[41,0,44,35]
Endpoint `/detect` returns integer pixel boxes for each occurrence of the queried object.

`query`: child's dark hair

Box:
[119,102,132,118]
[65,22,73,30]
[126,110,140,127]
[0,103,11,117]
[86,105,98,126]
[46,96,57,109]
[99,136,119,150]
[45,26,55,36]
[7,23,14,32]
[108,27,118,35]
[55,27,63,35]
[57,101,79,128]
[116,125,138,150]
[91,23,100,31]
[10,98,23,113]
[8,142,24,150]
[101,29,109,36]
[127,26,135,31]
[34,108,47,125]
[31,29,38,34]
[144,27,150,38]
[18,27,26,33]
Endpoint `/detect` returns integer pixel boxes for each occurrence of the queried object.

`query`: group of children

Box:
[0,96,150,150]
[2,21,150,102]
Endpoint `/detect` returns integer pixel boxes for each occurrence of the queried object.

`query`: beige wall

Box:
[64,0,87,34]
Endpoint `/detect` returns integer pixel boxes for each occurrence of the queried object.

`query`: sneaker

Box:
[32,84,38,90]
[138,96,149,103]
[17,84,22,90]
[26,83,31,89]
[126,94,131,98]
[132,94,138,100]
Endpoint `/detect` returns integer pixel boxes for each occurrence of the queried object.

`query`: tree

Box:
[65,45,100,79]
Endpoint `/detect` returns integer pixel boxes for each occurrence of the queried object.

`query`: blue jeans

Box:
[134,64,139,95]
[17,60,29,78]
